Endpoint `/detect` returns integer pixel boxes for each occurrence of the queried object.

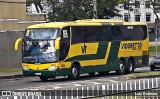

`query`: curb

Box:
[0,74,24,79]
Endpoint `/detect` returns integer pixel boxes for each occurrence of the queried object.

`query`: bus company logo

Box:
[81,44,87,54]
[121,42,142,50]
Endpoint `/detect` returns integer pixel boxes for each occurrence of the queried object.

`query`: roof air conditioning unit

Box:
[129,0,134,3]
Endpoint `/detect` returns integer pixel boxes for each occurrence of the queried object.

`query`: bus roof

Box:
[75,19,125,23]
[27,19,147,29]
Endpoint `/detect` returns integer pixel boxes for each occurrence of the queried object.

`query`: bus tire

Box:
[125,59,134,74]
[150,65,155,71]
[68,64,80,80]
[116,60,125,75]
[39,76,48,81]
[88,72,95,76]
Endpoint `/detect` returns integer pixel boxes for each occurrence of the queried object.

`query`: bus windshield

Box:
[25,29,60,40]
[23,29,60,63]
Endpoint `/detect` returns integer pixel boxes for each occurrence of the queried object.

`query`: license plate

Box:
[35,73,41,75]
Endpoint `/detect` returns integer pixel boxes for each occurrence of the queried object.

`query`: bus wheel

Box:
[88,72,95,76]
[150,65,155,71]
[39,76,48,81]
[125,59,134,74]
[68,64,80,80]
[116,60,125,75]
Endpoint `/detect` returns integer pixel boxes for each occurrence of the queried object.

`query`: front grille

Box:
[153,63,160,65]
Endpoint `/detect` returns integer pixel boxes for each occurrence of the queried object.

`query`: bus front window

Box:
[23,29,60,63]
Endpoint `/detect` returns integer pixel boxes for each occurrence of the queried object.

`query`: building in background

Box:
[113,0,160,42]
[0,0,46,31]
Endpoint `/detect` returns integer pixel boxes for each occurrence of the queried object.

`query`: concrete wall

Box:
[0,31,24,68]
[0,0,46,31]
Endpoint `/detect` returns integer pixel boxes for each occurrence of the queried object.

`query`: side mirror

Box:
[55,37,61,50]
[15,38,23,50]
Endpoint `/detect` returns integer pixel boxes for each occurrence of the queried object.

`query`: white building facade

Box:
[113,0,160,41]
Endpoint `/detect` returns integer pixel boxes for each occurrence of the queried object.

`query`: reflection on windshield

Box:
[23,40,58,63]
[23,28,60,63]
[25,29,59,40]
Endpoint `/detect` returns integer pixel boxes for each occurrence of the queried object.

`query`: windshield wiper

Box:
[27,52,37,63]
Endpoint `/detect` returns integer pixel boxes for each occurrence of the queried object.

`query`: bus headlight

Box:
[48,66,58,71]
[23,67,29,70]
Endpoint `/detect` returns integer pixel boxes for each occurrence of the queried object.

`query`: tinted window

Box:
[120,26,147,40]
[71,25,147,44]
[71,26,113,44]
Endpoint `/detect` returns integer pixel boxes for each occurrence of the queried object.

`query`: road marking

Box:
[72,84,82,86]
[14,96,18,99]
[53,86,62,89]
[90,82,101,84]
[70,82,78,83]
[107,80,118,82]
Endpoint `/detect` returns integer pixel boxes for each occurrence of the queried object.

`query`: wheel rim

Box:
[120,62,124,72]
[72,67,77,77]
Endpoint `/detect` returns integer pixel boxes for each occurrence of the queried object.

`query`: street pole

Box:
[156,25,158,56]
[93,0,97,19]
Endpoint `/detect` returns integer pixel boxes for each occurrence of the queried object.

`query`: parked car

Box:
[150,54,160,71]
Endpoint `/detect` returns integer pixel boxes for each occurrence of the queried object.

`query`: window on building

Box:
[124,13,129,22]
[148,28,154,33]
[146,14,151,22]
[135,1,140,8]
[145,1,150,8]
[135,15,141,22]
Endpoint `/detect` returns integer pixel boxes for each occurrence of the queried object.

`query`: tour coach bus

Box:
[15,19,149,81]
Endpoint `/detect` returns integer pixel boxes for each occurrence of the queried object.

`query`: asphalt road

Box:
[0,66,158,90]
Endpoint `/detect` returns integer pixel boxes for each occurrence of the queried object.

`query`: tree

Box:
[47,0,125,21]
[47,0,93,21]
[97,0,125,19]
[27,0,43,13]
[151,0,160,26]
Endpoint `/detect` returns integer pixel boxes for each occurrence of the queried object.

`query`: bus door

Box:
[60,26,70,61]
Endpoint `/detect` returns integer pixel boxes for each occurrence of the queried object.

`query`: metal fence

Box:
[0,77,159,99]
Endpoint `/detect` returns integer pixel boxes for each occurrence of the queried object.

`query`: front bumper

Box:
[23,70,57,77]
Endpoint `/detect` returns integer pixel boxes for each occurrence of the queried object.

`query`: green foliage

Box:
[47,0,93,21]
[97,0,122,19]
[26,0,43,13]
[0,68,21,73]
[47,0,124,22]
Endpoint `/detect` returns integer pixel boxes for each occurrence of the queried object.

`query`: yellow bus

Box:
[15,19,149,81]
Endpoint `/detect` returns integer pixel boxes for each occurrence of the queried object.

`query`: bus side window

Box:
[72,27,85,44]
[113,26,123,41]
[102,26,112,41]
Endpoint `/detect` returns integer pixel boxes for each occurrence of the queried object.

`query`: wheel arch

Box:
[127,57,135,68]
[118,57,126,65]
[71,60,81,69]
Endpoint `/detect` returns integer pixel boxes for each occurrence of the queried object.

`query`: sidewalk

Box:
[150,41,160,46]
[0,71,23,79]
